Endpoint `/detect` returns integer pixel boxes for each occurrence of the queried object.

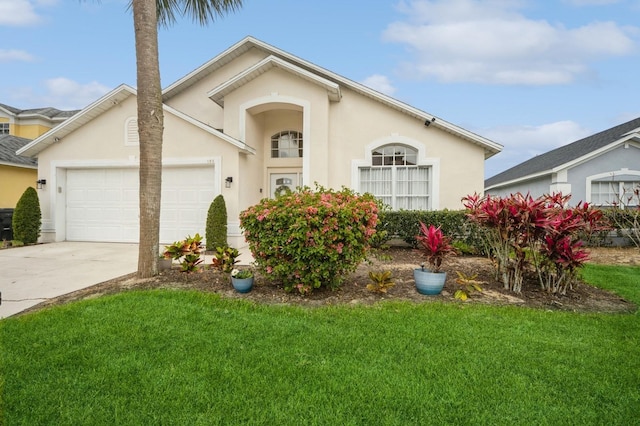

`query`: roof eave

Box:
[163,104,256,155]
[17,85,137,158]
[0,161,38,169]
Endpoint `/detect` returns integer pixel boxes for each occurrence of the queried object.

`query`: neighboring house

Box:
[0,135,38,208]
[0,103,77,209]
[485,117,640,207]
[0,103,78,139]
[17,36,502,246]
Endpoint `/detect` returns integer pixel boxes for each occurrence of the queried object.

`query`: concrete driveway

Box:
[0,242,138,319]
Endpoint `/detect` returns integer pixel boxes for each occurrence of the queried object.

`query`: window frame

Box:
[358,143,432,210]
[271,130,303,158]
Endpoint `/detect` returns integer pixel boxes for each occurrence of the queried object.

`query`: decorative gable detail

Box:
[207,55,342,107]
[125,117,139,146]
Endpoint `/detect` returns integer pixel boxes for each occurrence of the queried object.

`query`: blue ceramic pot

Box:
[413,268,446,295]
[231,277,254,293]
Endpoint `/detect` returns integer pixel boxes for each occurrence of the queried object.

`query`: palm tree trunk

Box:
[132,0,163,277]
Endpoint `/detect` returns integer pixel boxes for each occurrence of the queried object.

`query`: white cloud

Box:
[481,120,593,177]
[0,0,41,26]
[12,77,111,109]
[383,0,638,85]
[0,49,34,62]
[361,74,397,96]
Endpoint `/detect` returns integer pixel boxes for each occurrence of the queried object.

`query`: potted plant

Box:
[230,268,254,293]
[414,222,456,295]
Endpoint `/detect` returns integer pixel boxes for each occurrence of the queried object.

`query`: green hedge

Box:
[378,208,638,252]
[378,210,488,254]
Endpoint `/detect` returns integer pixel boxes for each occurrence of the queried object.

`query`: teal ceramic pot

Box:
[413,268,446,295]
[231,277,254,293]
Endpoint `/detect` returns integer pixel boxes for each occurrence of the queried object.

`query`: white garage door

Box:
[66,167,216,243]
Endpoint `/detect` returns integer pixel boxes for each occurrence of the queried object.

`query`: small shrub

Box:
[367,270,395,293]
[211,246,240,273]
[12,187,41,244]
[453,271,484,301]
[415,223,456,273]
[240,185,379,293]
[163,234,203,273]
[206,195,227,251]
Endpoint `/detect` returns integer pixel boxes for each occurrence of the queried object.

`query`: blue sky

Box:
[1,0,639,178]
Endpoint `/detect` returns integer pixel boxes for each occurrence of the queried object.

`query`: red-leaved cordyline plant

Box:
[416,222,455,273]
[462,192,609,294]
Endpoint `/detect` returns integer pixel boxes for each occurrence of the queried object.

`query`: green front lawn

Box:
[1,265,639,425]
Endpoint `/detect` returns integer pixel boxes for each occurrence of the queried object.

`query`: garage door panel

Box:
[66,167,216,243]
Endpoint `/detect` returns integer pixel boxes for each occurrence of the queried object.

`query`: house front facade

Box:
[485,117,640,207]
[18,37,501,246]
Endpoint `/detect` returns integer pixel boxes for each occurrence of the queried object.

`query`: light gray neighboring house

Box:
[485,117,640,207]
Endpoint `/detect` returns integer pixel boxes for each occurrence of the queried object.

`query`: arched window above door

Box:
[271,130,303,158]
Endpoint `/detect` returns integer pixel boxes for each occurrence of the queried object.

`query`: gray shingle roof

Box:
[0,102,79,120]
[485,117,640,188]
[0,135,38,167]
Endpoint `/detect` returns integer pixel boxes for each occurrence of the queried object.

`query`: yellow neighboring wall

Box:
[12,123,52,139]
[0,165,37,208]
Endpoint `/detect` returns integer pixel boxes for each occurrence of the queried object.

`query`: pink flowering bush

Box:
[239,185,379,294]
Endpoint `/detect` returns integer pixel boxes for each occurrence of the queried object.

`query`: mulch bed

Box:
[21,246,639,316]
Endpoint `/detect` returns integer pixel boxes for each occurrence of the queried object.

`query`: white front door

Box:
[270,172,302,198]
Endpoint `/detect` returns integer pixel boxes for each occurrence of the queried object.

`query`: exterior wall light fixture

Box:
[36,179,47,189]
[225,176,233,188]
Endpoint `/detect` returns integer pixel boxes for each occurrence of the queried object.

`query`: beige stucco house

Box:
[18,37,501,246]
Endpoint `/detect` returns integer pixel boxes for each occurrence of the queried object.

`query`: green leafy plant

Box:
[163,234,203,273]
[12,187,41,244]
[366,270,395,293]
[240,185,379,293]
[453,271,484,301]
[211,246,240,273]
[206,194,227,251]
[231,268,253,279]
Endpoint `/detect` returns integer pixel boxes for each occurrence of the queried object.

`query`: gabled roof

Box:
[485,117,640,189]
[17,85,137,158]
[208,55,342,106]
[0,135,37,168]
[0,102,79,121]
[17,84,255,158]
[163,36,502,159]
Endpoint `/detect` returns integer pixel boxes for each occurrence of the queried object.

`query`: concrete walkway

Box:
[0,242,138,319]
[0,242,254,319]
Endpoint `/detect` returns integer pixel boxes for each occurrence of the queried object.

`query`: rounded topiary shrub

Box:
[206,194,227,251]
[240,185,379,294]
[13,186,41,244]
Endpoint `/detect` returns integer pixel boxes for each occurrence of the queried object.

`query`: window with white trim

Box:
[271,131,302,158]
[359,144,430,210]
[0,123,9,134]
[591,180,640,208]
